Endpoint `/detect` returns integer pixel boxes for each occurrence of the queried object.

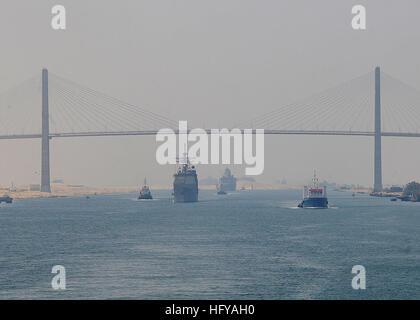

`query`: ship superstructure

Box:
[298,171,328,208]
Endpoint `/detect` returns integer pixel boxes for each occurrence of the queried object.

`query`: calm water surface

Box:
[0,190,419,299]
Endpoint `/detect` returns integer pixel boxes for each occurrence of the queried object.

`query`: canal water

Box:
[0,190,419,299]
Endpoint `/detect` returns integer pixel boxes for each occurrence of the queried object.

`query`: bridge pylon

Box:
[41,68,51,193]
[373,66,383,192]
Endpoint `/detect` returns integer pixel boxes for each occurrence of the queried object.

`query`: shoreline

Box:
[4,183,403,201]
[1,182,302,200]
[1,184,139,200]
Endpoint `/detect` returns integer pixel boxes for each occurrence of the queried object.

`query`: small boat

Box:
[0,195,13,204]
[390,198,397,202]
[138,178,153,200]
[298,171,328,208]
[217,190,227,195]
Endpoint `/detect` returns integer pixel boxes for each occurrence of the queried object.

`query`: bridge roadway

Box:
[1,130,420,140]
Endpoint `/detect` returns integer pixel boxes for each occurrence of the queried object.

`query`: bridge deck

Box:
[1,130,420,140]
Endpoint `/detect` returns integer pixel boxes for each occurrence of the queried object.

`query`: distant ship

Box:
[298,172,328,208]
[138,178,153,200]
[173,154,198,203]
[217,168,237,194]
[0,195,13,204]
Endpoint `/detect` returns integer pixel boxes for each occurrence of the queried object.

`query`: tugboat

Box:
[298,171,328,208]
[173,153,198,203]
[0,195,13,204]
[138,178,153,200]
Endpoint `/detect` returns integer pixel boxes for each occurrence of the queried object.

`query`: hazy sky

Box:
[1,0,420,187]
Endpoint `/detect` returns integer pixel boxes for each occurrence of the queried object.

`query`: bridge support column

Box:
[373,66,383,192]
[41,68,51,193]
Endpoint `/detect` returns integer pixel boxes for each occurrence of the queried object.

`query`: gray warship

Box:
[173,154,198,203]
[217,168,237,193]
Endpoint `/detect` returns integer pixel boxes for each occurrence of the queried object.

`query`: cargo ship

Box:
[173,154,198,203]
[217,168,237,194]
[138,178,152,200]
[298,172,328,208]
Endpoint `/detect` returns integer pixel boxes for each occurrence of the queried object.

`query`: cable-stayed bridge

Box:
[1,67,420,192]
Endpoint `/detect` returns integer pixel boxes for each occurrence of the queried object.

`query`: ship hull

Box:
[0,196,13,204]
[173,184,198,202]
[218,182,236,193]
[173,174,198,203]
[298,197,328,208]
[138,194,152,200]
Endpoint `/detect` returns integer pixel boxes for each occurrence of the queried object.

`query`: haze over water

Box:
[2,1,420,188]
[0,190,418,299]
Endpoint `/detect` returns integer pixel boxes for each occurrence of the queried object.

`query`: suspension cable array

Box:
[0,69,420,137]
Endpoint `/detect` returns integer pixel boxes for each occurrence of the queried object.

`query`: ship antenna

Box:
[183,143,188,165]
[313,170,318,188]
